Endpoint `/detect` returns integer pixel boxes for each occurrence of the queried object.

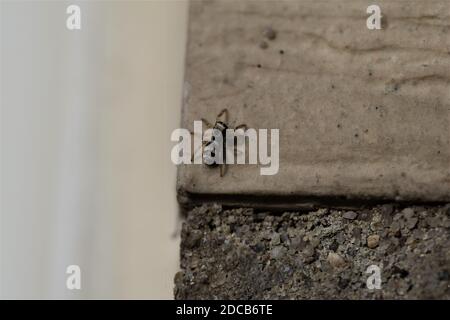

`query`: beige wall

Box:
[1,1,188,299]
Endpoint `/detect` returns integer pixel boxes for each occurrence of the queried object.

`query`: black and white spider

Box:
[191,108,247,177]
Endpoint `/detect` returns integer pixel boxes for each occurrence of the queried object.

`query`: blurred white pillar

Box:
[1,1,187,299]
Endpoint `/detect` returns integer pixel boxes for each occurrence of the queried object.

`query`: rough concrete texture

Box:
[174,204,450,299]
[177,0,450,206]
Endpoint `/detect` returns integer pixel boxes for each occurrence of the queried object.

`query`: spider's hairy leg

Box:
[201,118,213,128]
[216,108,229,123]
[191,140,210,163]
[189,130,201,162]
[219,164,227,177]
[235,123,247,130]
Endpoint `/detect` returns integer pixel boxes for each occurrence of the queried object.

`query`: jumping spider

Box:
[191,108,247,177]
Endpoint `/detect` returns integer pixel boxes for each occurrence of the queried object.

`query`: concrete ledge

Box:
[177,0,450,207]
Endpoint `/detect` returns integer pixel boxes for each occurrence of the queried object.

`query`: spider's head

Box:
[214,121,228,132]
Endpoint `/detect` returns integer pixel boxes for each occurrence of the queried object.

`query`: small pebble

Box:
[252,242,265,253]
[380,204,394,216]
[367,234,380,249]
[329,240,339,252]
[270,246,284,259]
[302,246,315,257]
[343,211,358,220]
[327,252,346,268]
[405,236,415,245]
[380,205,394,226]
[412,229,424,240]
[352,227,362,239]
[263,26,277,40]
[347,247,357,257]
[302,246,317,264]
[271,233,281,245]
[185,230,203,249]
[390,221,401,237]
[406,217,418,230]
[359,210,372,221]
[426,216,440,228]
[402,208,415,219]
[309,238,320,248]
[259,41,268,49]
[280,232,289,244]
[336,232,346,244]
[290,236,306,250]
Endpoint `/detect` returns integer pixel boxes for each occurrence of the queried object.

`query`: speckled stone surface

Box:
[174,204,450,299]
[177,0,450,206]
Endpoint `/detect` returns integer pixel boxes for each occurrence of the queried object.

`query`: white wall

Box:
[1,0,187,299]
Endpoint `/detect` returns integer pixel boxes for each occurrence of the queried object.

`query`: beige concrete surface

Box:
[177,0,450,206]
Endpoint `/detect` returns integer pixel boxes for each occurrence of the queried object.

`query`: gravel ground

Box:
[174,204,450,299]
